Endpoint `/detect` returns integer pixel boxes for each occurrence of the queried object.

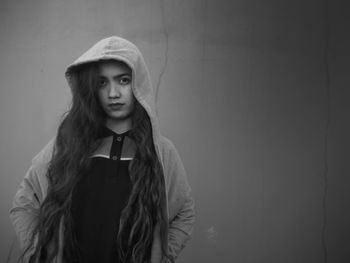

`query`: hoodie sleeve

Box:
[9,163,46,260]
[160,137,195,262]
[9,140,52,259]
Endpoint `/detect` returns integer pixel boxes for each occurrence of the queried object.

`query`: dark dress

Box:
[71,128,133,262]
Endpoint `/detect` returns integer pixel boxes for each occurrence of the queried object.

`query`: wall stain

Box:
[207,226,219,244]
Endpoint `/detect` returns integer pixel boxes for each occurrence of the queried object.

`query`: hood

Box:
[65,36,161,148]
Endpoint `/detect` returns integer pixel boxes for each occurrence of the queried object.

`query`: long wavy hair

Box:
[21,60,167,262]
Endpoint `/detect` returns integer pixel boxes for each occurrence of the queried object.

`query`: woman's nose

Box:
[108,83,121,98]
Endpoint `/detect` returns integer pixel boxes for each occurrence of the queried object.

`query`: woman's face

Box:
[97,60,135,124]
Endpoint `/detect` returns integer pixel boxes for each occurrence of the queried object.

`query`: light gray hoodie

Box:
[10,36,195,263]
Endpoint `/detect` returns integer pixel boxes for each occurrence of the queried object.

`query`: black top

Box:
[71,128,133,263]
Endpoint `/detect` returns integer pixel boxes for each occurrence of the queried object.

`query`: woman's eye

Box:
[98,79,107,87]
[119,77,131,85]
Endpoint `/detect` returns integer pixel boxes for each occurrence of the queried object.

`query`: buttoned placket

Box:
[108,134,125,180]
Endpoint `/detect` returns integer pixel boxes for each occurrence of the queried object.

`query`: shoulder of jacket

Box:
[158,135,177,156]
[157,135,185,171]
[31,137,56,166]
[159,135,175,148]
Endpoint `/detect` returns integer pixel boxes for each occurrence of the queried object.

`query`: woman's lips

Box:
[109,103,124,110]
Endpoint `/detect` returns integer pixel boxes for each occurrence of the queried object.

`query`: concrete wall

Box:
[1,0,349,262]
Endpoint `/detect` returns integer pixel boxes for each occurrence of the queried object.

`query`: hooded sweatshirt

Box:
[9,36,195,263]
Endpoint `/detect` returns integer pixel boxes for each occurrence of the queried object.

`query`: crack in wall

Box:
[155,0,169,106]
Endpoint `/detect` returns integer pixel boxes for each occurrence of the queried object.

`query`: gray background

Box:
[1,0,350,262]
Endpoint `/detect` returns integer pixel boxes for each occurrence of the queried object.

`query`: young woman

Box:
[10,36,195,263]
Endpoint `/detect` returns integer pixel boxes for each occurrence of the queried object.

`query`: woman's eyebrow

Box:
[99,73,131,78]
[116,73,131,77]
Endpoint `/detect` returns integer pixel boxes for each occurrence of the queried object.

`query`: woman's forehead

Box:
[98,60,132,75]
